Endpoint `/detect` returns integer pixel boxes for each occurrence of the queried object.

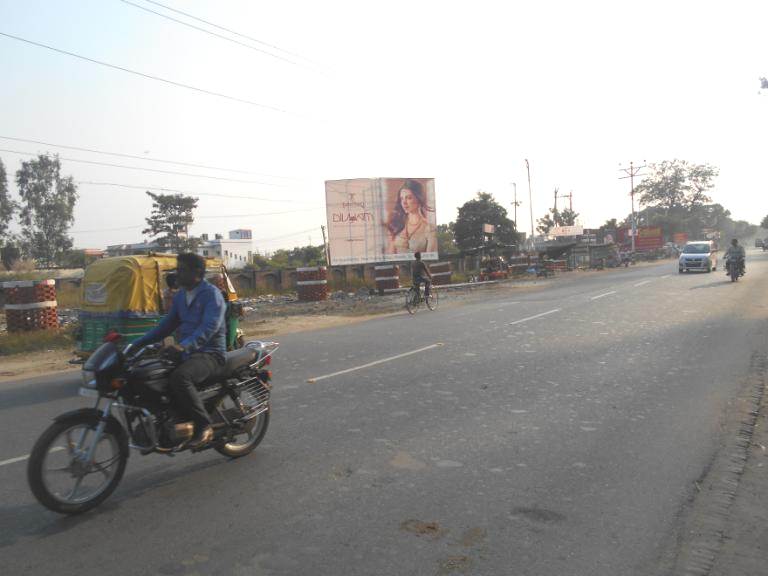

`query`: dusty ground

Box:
[0,349,79,383]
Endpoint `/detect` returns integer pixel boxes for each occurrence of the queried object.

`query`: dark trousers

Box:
[169,353,222,428]
[414,276,431,298]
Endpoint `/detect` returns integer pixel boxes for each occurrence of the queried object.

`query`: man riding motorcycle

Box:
[724,238,746,276]
[132,253,226,448]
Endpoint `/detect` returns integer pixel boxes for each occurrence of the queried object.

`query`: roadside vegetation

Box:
[0,325,75,356]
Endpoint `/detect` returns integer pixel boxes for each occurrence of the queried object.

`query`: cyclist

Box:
[412,251,433,301]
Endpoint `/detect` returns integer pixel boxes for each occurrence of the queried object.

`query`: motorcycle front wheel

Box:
[27,413,128,515]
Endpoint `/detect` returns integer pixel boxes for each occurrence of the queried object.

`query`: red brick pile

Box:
[3,279,59,332]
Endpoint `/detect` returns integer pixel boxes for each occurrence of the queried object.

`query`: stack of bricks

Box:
[428,262,452,286]
[374,265,400,294]
[544,259,568,273]
[3,279,59,332]
[296,266,328,301]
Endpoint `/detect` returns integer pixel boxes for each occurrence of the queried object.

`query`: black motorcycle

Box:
[27,337,278,514]
[726,256,745,282]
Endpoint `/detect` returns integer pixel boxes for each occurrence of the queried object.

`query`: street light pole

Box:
[525,159,534,251]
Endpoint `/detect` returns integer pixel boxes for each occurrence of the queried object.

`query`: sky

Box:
[0,0,766,252]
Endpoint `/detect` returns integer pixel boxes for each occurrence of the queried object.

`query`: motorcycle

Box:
[726,256,745,282]
[27,337,278,514]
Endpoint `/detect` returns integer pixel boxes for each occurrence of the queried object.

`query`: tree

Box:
[0,158,16,243]
[265,244,325,268]
[761,214,768,229]
[453,192,517,252]
[635,159,717,212]
[600,218,619,231]
[761,77,768,90]
[1,238,22,270]
[536,209,559,235]
[559,208,579,226]
[143,191,200,252]
[16,154,78,267]
[436,222,458,256]
[536,206,580,234]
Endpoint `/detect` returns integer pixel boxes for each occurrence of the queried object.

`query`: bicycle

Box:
[405,282,438,314]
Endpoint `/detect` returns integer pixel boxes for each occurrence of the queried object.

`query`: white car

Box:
[678,241,718,273]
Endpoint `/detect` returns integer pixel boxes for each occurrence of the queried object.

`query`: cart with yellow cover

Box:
[75,254,242,359]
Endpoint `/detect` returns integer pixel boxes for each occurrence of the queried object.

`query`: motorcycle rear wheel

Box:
[213,395,270,458]
[27,414,128,515]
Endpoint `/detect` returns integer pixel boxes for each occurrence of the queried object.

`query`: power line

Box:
[0,135,299,179]
[72,221,321,239]
[198,207,322,219]
[142,0,316,64]
[0,148,287,186]
[0,31,288,114]
[77,181,296,202]
[118,0,306,68]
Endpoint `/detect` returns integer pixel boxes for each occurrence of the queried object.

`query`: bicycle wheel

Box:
[426,287,438,311]
[405,288,417,314]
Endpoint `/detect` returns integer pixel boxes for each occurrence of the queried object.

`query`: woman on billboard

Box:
[386,179,436,254]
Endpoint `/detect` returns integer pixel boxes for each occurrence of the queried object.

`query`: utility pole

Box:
[555,189,573,212]
[525,159,534,251]
[320,225,330,266]
[619,161,646,253]
[511,182,522,230]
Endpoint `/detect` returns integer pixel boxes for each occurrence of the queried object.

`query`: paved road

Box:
[2,254,767,575]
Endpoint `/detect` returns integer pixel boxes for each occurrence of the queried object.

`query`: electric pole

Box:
[555,189,573,212]
[525,159,534,251]
[511,182,522,228]
[320,225,330,266]
[619,161,646,253]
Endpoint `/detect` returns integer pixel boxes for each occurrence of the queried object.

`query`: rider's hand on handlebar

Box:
[160,343,184,363]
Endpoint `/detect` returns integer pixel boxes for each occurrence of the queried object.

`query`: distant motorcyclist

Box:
[724,238,746,275]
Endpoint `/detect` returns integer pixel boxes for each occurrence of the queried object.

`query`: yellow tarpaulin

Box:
[81,254,224,314]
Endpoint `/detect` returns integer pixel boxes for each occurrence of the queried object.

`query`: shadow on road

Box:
[690,279,744,290]
[0,456,225,550]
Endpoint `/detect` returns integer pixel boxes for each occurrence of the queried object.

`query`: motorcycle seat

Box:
[223,347,258,376]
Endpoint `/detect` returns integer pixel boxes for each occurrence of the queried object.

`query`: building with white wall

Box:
[197,230,253,269]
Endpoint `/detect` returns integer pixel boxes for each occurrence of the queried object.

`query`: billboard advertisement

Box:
[551,225,584,237]
[618,226,664,251]
[325,178,437,265]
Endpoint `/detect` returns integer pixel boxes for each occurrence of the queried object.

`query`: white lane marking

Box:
[590,291,617,301]
[0,446,65,468]
[307,343,444,383]
[634,280,652,287]
[661,274,671,279]
[507,308,561,326]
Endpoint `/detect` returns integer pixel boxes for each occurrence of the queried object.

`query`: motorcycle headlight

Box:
[81,370,97,389]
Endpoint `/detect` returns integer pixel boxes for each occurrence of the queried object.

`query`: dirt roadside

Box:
[709,377,768,576]
[0,313,396,384]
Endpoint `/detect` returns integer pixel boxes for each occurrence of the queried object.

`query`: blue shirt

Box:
[135,279,226,360]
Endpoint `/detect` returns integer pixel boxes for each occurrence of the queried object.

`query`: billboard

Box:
[325,178,437,265]
[551,225,584,237]
[618,226,664,251]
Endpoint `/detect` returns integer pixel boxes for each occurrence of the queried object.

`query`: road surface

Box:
[2,254,766,575]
